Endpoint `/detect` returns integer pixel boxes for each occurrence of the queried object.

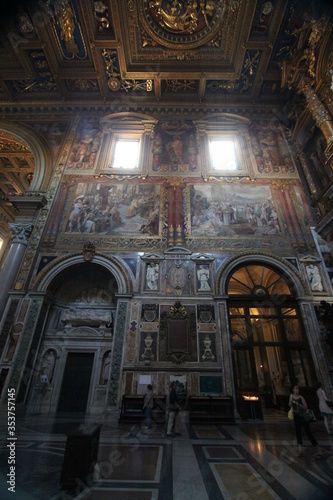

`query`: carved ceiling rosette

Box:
[139,0,226,49]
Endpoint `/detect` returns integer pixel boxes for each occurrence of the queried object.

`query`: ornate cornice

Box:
[0,103,285,121]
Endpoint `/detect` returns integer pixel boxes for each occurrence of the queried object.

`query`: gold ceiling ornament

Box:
[54,0,78,53]
[102,49,121,91]
[94,1,110,31]
[47,0,87,59]
[139,0,227,49]
[108,78,121,92]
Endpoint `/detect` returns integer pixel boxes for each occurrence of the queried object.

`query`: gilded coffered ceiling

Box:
[0,136,33,197]
[0,0,329,108]
[0,0,332,212]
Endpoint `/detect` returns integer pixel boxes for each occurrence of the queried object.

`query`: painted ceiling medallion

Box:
[141,0,225,48]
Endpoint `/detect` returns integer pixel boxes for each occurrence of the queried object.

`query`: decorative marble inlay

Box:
[108,301,128,405]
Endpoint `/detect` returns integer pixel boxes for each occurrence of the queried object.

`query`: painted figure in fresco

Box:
[146,263,159,290]
[306,264,324,292]
[197,265,210,291]
[40,350,55,383]
[68,195,86,232]
[259,129,282,166]
[166,135,183,163]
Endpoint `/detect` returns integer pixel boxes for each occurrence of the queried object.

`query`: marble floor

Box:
[0,408,332,500]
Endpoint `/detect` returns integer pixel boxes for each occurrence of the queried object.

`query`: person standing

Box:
[167,382,181,436]
[143,384,154,429]
[289,384,322,458]
[316,381,333,435]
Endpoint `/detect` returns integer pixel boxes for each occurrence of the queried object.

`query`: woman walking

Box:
[289,384,322,458]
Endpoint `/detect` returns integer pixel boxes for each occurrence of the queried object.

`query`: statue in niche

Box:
[197,265,210,291]
[306,264,324,292]
[101,351,111,385]
[146,263,159,290]
[40,350,56,383]
[202,335,215,360]
[141,334,154,360]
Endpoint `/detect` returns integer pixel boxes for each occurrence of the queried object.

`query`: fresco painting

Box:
[150,120,200,175]
[64,181,161,236]
[188,183,282,237]
[250,121,297,176]
[65,121,103,172]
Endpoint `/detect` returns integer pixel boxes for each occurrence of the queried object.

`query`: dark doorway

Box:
[57,352,94,412]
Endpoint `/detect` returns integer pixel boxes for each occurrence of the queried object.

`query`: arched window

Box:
[227,263,293,296]
[227,263,316,416]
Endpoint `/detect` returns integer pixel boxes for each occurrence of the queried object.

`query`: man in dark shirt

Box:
[167,382,181,436]
[143,384,154,429]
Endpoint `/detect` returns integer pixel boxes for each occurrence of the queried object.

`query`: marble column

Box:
[0,223,33,318]
[108,298,130,407]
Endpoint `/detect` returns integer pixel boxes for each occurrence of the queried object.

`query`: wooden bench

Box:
[119,395,166,425]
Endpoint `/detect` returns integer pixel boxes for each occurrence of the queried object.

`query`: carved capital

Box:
[9,223,33,244]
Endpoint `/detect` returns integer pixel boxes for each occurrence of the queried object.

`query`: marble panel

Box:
[193,426,225,439]
[204,446,241,459]
[211,463,277,499]
[88,489,157,499]
[97,445,162,482]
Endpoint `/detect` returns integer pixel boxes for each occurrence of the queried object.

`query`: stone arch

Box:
[0,121,53,193]
[33,252,131,295]
[216,251,308,298]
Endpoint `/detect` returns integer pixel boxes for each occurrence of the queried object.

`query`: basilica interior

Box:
[0,1,333,499]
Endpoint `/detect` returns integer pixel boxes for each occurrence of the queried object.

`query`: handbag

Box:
[326,400,333,408]
[288,407,293,420]
[303,409,316,422]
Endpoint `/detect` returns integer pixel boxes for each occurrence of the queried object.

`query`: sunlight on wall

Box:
[210,140,237,170]
[113,140,139,169]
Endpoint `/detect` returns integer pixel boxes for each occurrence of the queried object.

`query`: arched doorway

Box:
[226,262,316,418]
[28,261,119,415]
